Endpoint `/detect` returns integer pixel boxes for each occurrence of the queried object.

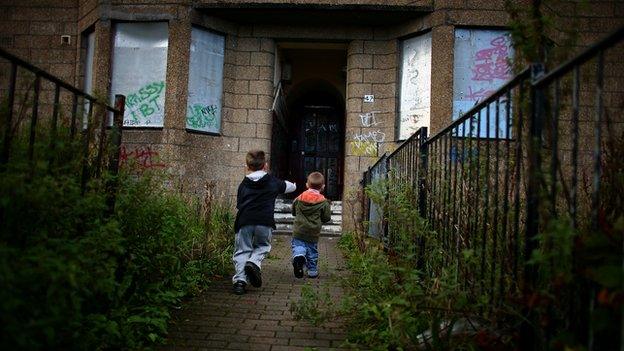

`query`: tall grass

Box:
[0,120,233,350]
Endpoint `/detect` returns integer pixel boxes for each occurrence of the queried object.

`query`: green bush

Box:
[336,231,484,351]
[0,132,233,350]
[331,181,514,350]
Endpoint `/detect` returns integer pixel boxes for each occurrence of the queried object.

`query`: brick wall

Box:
[2,0,621,228]
[196,0,431,6]
[0,0,79,84]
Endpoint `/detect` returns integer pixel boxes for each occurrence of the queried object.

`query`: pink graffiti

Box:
[465,86,497,101]
[120,145,166,170]
[471,35,512,82]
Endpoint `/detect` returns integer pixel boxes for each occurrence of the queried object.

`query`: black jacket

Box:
[234,174,287,233]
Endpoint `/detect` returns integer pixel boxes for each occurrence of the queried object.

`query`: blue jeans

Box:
[232,225,272,284]
[291,238,319,276]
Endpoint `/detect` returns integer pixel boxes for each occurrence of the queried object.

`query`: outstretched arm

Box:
[284,180,296,194]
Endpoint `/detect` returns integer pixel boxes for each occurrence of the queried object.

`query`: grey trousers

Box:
[232,225,272,284]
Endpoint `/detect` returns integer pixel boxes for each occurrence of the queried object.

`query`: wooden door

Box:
[297,107,342,200]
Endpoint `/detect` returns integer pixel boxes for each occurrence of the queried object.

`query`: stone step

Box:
[274,201,342,214]
[274,198,342,236]
[274,213,342,224]
[272,229,342,237]
[275,223,342,234]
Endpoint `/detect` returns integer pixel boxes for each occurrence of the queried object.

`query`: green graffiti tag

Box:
[186,104,218,130]
[124,81,165,126]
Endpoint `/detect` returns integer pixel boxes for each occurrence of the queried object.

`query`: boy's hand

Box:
[284,180,297,194]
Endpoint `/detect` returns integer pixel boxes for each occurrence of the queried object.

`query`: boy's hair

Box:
[246,150,266,171]
[307,172,325,190]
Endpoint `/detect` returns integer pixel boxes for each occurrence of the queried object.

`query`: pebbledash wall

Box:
[1,1,623,230]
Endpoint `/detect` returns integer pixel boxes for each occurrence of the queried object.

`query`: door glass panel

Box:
[317,114,328,153]
[304,116,316,152]
[315,157,327,175]
[328,121,339,153]
[326,158,338,198]
[304,157,315,176]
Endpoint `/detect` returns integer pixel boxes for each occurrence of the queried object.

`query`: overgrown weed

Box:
[0,123,234,350]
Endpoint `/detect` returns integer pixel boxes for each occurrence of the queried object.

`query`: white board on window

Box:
[111,22,168,128]
[83,31,95,127]
[186,27,225,134]
[84,31,95,95]
[398,32,431,141]
[453,29,514,137]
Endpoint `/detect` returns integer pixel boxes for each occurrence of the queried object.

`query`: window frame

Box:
[184,24,227,136]
[395,29,433,142]
[110,20,170,130]
[451,25,515,139]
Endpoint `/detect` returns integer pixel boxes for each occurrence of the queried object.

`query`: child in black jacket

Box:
[232,150,296,294]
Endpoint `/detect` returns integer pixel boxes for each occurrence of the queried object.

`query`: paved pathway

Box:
[160,236,350,351]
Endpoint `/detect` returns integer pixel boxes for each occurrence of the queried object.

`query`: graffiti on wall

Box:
[399,32,432,140]
[119,145,166,170]
[351,111,386,157]
[453,29,514,137]
[124,81,166,126]
[186,27,225,133]
[111,22,169,128]
[187,104,218,130]
[470,35,512,83]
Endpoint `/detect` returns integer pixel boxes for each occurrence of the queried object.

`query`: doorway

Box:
[270,44,347,200]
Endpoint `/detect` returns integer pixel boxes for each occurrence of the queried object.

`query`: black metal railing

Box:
[361,26,624,349]
[0,47,125,205]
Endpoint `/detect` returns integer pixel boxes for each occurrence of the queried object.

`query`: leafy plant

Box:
[0,121,234,350]
[291,283,337,326]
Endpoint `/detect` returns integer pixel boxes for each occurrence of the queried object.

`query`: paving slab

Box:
[159,236,350,351]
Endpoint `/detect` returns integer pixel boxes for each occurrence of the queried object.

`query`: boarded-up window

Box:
[398,32,431,141]
[83,30,95,125]
[111,22,168,128]
[453,29,514,137]
[83,31,95,95]
[186,27,225,134]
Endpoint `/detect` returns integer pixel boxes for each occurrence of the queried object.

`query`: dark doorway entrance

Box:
[272,83,345,200]
[270,45,347,200]
[296,104,343,199]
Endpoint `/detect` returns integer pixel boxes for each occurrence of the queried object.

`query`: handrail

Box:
[0,47,122,114]
[424,67,531,145]
[386,126,426,160]
[367,152,387,172]
[533,25,624,87]
[360,24,623,350]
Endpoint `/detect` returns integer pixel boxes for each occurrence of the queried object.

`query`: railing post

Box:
[108,95,125,176]
[1,63,17,167]
[523,62,546,350]
[106,95,125,214]
[417,127,429,270]
[418,127,428,219]
[525,63,545,286]
[383,154,390,247]
[360,169,370,236]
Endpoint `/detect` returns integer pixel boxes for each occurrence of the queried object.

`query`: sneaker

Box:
[244,261,262,287]
[293,256,305,278]
[233,281,246,295]
[307,270,319,278]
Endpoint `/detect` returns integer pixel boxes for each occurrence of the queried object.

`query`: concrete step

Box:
[272,229,342,237]
[274,213,342,224]
[275,223,342,233]
[274,198,342,236]
[274,201,342,214]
